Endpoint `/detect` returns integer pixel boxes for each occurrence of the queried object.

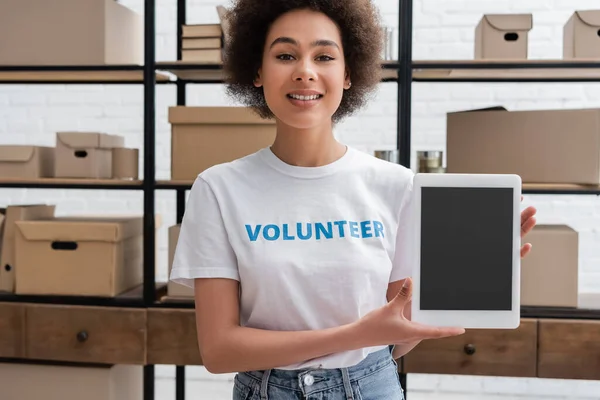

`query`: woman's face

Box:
[255,9,350,130]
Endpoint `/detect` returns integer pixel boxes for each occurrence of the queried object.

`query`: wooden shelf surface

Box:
[413,59,600,81]
[0,177,144,189]
[0,70,171,83]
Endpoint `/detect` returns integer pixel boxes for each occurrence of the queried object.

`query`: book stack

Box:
[180,23,223,63]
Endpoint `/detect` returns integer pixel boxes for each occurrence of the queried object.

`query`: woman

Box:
[170,1,538,399]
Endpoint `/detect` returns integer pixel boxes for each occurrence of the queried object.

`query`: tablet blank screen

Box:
[420,187,514,311]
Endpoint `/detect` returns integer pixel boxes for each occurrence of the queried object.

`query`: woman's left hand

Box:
[520,196,537,258]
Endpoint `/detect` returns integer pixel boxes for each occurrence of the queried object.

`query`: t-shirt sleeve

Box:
[169,176,239,289]
[389,173,416,283]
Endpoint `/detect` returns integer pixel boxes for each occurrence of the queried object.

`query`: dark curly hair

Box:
[222,0,384,123]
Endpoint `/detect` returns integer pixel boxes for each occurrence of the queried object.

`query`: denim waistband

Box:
[239,347,395,395]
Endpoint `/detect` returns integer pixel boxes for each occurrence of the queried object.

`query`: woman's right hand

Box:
[356,278,465,347]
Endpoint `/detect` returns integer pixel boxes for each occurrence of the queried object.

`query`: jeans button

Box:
[303,374,314,386]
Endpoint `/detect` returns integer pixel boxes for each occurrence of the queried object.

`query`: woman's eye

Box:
[317,55,334,61]
[277,54,294,61]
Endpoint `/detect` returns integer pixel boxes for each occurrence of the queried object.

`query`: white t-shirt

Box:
[170,145,416,370]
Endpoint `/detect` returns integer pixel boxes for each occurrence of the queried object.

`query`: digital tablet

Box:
[410,173,522,329]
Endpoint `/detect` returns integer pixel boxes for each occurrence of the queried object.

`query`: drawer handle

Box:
[464,344,476,356]
[76,330,89,343]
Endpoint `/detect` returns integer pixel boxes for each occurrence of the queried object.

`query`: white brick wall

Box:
[3,0,600,398]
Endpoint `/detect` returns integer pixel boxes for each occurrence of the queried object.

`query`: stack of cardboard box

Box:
[0,132,139,180]
[180,23,224,63]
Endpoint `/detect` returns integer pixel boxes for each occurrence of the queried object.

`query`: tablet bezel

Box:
[410,173,522,329]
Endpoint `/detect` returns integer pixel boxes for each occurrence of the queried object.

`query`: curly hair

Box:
[222,0,384,123]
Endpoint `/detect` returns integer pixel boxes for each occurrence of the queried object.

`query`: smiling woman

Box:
[169,1,473,400]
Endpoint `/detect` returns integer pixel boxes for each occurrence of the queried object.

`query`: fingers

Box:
[521,206,537,226]
[521,243,532,258]
[410,322,465,340]
[394,277,412,305]
[521,206,537,237]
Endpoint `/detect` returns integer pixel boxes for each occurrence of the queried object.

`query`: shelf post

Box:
[397,0,413,170]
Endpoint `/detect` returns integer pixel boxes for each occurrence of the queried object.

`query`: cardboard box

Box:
[521,225,579,308]
[169,107,276,181]
[0,363,142,400]
[167,224,194,298]
[475,14,533,59]
[14,215,144,297]
[0,204,55,293]
[0,145,54,179]
[55,132,125,179]
[564,10,600,59]
[446,107,600,185]
[112,148,139,180]
[0,0,142,65]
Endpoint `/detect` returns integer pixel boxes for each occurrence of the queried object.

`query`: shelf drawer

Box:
[402,318,538,377]
[147,308,202,365]
[24,304,146,365]
[0,303,25,358]
[538,319,600,380]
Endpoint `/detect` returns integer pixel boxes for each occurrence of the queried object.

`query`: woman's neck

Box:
[269,120,347,167]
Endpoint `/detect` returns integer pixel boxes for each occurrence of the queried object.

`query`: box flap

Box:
[168,106,275,125]
[15,216,143,243]
[576,10,600,27]
[484,14,533,31]
[57,132,124,149]
[0,145,36,163]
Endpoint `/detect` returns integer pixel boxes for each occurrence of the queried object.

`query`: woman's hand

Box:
[520,196,537,258]
[356,278,464,348]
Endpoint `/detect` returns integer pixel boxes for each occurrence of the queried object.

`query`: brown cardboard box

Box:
[475,14,533,59]
[564,10,600,59]
[167,224,194,298]
[446,107,600,185]
[55,132,125,179]
[0,145,54,179]
[112,148,139,180]
[14,215,144,297]
[170,107,276,181]
[0,205,55,293]
[0,363,142,400]
[0,0,142,65]
[521,225,578,308]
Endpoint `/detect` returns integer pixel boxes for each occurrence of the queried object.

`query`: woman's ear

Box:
[344,70,351,90]
[254,69,263,88]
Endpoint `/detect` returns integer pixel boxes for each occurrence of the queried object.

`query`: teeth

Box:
[289,94,320,101]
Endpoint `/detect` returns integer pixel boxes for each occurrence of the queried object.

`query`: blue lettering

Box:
[315,222,333,240]
[263,224,280,241]
[245,220,384,242]
[282,224,295,240]
[373,221,384,238]
[333,220,347,237]
[360,221,373,238]
[297,223,312,240]
[349,221,360,238]
[245,224,262,242]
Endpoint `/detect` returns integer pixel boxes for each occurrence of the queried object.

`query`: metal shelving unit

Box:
[1,1,600,400]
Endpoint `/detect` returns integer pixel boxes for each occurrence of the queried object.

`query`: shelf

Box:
[0,178,144,190]
[156,60,399,83]
[0,283,158,308]
[522,183,600,195]
[522,293,600,320]
[155,180,194,190]
[0,64,172,84]
[412,59,600,82]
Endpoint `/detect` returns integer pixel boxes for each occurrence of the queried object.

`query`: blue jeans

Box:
[232,347,405,399]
